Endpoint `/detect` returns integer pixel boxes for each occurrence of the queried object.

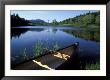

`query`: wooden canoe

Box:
[13,42,79,70]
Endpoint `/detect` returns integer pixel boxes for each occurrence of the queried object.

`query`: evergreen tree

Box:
[95,15,100,25]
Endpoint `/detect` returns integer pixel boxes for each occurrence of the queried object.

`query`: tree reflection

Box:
[11,28,28,39]
[63,29,100,42]
[52,29,58,34]
[11,28,45,39]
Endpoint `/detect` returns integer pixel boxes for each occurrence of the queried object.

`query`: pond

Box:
[11,26,100,69]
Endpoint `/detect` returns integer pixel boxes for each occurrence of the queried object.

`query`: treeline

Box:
[11,11,100,27]
[59,11,100,27]
[11,14,30,27]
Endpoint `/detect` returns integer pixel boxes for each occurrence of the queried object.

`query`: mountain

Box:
[28,19,45,23]
[28,19,48,26]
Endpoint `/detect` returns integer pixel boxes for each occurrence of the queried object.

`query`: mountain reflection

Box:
[11,28,45,38]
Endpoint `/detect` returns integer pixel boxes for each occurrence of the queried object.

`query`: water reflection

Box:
[11,28,45,38]
[12,27,99,42]
[11,26,100,69]
[62,29,100,42]
[29,28,45,32]
[11,28,28,38]
[52,29,58,34]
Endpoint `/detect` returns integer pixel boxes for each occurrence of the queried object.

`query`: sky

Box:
[11,10,99,22]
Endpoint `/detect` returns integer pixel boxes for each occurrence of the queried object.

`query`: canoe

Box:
[13,42,79,70]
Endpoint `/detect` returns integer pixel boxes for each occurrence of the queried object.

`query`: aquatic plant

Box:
[44,40,49,50]
[33,40,43,57]
[52,42,60,51]
[85,62,100,70]
[11,56,16,62]
[32,40,61,57]
[20,48,29,61]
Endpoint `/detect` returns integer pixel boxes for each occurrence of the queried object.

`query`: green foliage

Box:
[33,41,43,57]
[52,42,60,51]
[51,19,58,26]
[95,15,100,25]
[83,14,95,25]
[32,40,61,57]
[59,11,100,27]
[85,62,100,70]
[20,48,29,61]
[44,40,49,50]
[11,14,30,27]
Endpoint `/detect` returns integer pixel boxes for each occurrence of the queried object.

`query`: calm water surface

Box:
[11,26,100,66]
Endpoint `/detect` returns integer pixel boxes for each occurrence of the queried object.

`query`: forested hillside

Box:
[59,11,100,27]
[11,14,30,27]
